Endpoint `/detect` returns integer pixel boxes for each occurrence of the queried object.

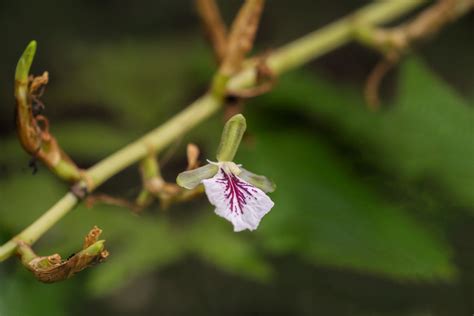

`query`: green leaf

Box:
[75,207,270,294]
[0,173,65,231]
[0,171,270,295]
[51,40,203,128]
[261,57,474,209]
[240,132,455,281]
[83,214,185,296]
[187,213,272,281]
[0,270,72,316]
[53,121,137,160]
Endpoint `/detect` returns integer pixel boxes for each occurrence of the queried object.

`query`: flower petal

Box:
[202,169,274,232]
[176,163,219,189]
[238,167,276,193]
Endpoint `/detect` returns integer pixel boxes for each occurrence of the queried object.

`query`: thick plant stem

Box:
[0,0,427,262]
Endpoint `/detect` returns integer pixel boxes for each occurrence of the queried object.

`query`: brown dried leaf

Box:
[30,71,49,94]
[186,143,200,170]
[196,0,228,62]
[219,0,265,77]
[19,226,108,283]
[14,70,82,181]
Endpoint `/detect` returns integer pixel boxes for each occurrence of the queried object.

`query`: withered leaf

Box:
[18,226,109,283]
[219,0,265,77]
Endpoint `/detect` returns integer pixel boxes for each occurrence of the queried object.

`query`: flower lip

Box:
[202,167,274,231]
[217,168,256,214]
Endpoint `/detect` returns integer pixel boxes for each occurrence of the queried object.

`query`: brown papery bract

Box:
[219,0,265,77]
[17,226,108,283]
[196,0,228,62]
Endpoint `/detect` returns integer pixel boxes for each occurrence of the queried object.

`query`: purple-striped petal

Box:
[202,168,274,232]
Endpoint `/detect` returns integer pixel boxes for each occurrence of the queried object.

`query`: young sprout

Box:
[177,114,275,232]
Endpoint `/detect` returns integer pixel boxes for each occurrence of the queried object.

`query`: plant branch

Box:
[196,0,228,62]
[0,193,78,261]
[0,0,427,262]
[355,0,474,109]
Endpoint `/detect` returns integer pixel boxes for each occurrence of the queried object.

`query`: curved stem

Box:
[87,93,221,189]
[0,0,426,262]
[0,193,78,261]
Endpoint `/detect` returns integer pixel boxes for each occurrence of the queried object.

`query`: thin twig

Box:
[196,0,228,62]
[364,54,398,110]
[85,194,138,212]
[219,0,265,77]
[357,0,474,108]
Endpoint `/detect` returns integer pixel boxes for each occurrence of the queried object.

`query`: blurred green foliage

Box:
[1,2,474,315]
[2,40,474,312]
[262,58,474,208]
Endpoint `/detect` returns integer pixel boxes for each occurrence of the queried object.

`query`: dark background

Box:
[1,1,473,315]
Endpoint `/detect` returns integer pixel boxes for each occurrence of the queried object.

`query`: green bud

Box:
[216,114,246,162]
[15,40,37,83]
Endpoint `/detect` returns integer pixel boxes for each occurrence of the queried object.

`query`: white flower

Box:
[177,114,276,232]
[203,161,274,231]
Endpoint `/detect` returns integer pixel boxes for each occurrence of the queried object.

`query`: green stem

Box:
[0,193,78,261]
[0,0,426,262]
[87,93,220,189]
[228,0,427,90]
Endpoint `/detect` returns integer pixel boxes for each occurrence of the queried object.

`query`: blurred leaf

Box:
[0,170,270,296]
[187,213,272,281]
[0,173,65,231]
[53,121,137,161]
[0,271,71,316]
[0,121,136,168]
[239,131,455,280]
[260,57,474,209]
[50,39,207,129]
[64,206,271,295]
[82,213,185,296]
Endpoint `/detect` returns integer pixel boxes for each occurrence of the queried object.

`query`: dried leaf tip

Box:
[196,0,228,62]
[219,0,265,77]
[13,41,83,182]
[17,226,108,283]
[187,143,201,170]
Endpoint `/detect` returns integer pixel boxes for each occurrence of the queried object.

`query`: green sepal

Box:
[15,40,37,83]
[239,168,276,193]
[176,163,219,189]
[216,114,247,162]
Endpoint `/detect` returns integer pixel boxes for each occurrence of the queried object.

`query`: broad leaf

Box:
[260,57,474,209]
[239,132,455,280]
